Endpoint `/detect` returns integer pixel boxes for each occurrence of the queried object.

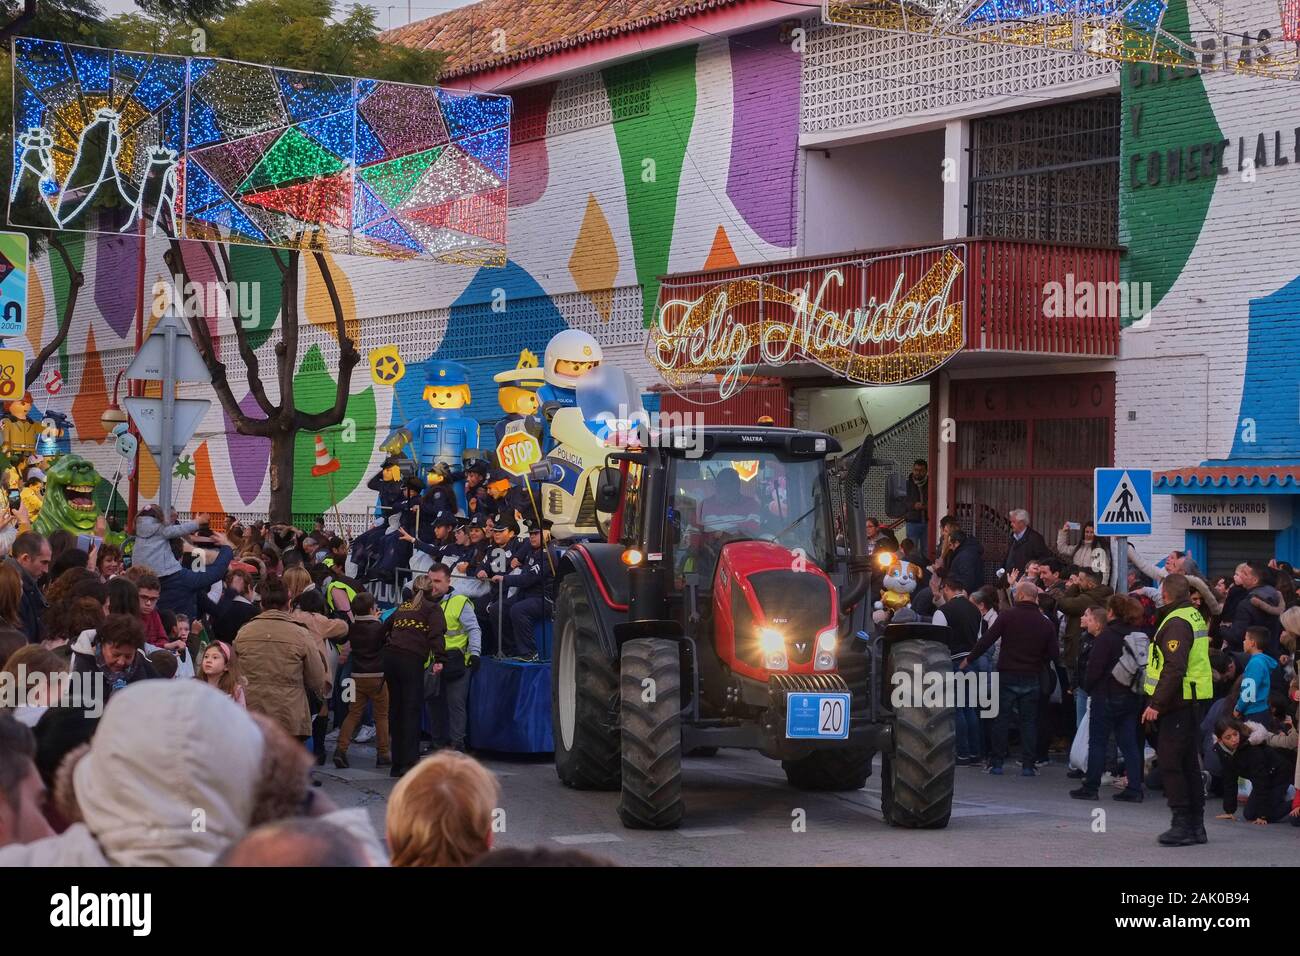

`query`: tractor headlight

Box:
[814,627,837,672]
[758,627,788,671]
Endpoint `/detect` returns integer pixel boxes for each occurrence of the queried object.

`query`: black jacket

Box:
[347,616,387,673]
[1218,739,1291,814]
[1001,527,1051,575]
[1083,621,1134,696]
[945,534,985,593]
[904,475,928,524]
[13,561,46,644]
[1218,586,1282,656]
[367,471,403,517]
[209,592,261,647]
[935,595,981,654]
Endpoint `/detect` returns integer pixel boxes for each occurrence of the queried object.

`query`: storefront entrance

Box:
[793,382,932,546]
[948,372,1114,581]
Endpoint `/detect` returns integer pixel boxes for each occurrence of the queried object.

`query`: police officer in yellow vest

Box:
[1141,573,1213,847]
[423,564,482,752]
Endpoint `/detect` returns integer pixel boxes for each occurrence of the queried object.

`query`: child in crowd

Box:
[195,640,246,708]
[1213,714,1296,825]
[1234,626,1279,725]
[147,649,179,679]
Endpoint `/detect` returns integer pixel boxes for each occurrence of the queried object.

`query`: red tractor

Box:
[550,425,957,830]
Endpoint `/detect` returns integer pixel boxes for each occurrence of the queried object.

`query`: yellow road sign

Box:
[497,430,542,477]
[369,345,405,386]
[0,349,26,401]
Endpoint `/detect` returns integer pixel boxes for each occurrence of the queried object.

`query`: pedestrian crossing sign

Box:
[1094,468,1153,536]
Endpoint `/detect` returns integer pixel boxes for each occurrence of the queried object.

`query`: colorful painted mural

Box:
[1116,0,1300,552]
[35,29,802,523]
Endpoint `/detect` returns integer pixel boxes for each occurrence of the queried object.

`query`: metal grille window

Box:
[969,96,1120,246]
[510,82,556,144]
[603,60,652,120]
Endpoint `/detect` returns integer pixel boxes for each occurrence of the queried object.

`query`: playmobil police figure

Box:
[382,360,480,475]
[537,330,602,448]
[493,352,546,447]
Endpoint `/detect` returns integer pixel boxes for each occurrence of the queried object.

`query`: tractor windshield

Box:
[668,451,832,586]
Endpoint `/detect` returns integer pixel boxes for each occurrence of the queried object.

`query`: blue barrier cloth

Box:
[468,657,554,753]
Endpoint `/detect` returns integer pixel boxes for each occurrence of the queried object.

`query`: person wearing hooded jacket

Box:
[0,679,385,865]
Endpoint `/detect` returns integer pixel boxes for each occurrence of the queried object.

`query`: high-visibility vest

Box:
[325,579,356,613]
[442,594,470,662]
[1144,605,1212,701]
[425,593,471,669]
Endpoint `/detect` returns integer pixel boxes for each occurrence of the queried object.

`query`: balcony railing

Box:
[654,237,1122,364]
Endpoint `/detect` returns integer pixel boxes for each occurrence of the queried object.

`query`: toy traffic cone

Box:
[310,435,341,477]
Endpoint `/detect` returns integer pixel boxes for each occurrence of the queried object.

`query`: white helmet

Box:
[543,329,603,388]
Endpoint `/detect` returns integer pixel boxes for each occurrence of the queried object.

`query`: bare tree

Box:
[23,233,85,390]
[163,238,360,524]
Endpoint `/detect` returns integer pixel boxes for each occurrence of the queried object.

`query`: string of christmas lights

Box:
[9,37,512,262]
[824,0,1300,80]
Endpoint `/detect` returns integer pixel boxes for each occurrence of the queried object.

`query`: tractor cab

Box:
[604,429,845,699]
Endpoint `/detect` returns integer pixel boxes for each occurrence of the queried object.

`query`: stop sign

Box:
[497,430,542,476]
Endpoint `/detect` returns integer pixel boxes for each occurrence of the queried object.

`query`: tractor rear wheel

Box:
[617,639,684,830]
[782,745,873,791]
[552,577,620,791]
[881,639,955,829]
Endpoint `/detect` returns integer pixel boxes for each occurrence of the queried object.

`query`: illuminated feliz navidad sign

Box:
[649,246,965,399]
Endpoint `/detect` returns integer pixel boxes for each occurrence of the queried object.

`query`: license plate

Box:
[785,692,850,740]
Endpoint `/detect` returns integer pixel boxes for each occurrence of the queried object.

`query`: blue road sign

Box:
[1094,468,1153,536]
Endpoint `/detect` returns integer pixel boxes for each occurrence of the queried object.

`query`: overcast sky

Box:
[96,0,479,31]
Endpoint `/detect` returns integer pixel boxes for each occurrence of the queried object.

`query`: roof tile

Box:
[383,0,747,78]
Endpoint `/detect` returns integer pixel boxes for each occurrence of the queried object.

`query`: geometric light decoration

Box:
[9,38,512,263]
[823,0,1300,81]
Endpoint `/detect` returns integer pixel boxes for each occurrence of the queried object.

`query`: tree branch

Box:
[164,239,275,439]
[269,246,289,276]
[25,234,84,389]
[296,249,361,431]
[199,239,276,417]
[277,251,299,430]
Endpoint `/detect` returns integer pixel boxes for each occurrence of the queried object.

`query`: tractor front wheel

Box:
[552,577,620,791]
[881,639,956,829]
[617,638,684,830]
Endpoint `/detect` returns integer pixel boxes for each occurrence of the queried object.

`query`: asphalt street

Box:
[317,737,1299,866]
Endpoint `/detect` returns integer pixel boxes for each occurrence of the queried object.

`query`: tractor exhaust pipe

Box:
[838,432,875,615]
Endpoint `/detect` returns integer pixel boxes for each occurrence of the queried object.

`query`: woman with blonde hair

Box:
[386,751,499,866]
[282,566,313,604]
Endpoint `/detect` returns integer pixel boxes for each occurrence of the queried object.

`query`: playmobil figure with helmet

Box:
[537,330,602,451]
